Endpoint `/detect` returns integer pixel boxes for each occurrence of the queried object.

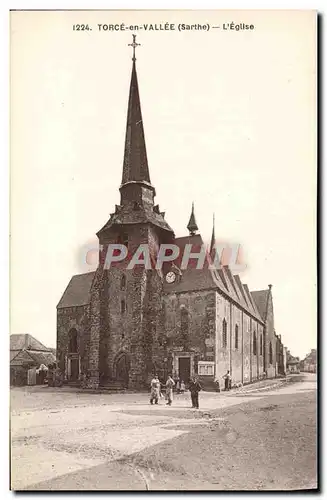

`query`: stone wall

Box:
[96,224,166,389]
[215,293,264,386]
[56,304,90,377]
[242,313,251,384]
[265,289,277,378]
[163,289,216,380]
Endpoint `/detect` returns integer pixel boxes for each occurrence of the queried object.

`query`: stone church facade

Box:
[57,46,285,390]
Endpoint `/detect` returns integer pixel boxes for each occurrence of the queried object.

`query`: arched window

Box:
[269,341,273,364]
[253,332,257,355]
[235,324,239,350]
[121,275,126,290]
[222,319,227,348]
[121,299,126,314]
[260,335,263,356]
[68,328,78,353]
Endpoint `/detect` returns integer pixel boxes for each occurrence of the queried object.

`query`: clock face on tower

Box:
[165,271,176,284]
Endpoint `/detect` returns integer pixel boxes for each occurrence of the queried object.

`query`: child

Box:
[180,380,185,394]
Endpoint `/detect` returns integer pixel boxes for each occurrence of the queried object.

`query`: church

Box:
[57,38,285,390]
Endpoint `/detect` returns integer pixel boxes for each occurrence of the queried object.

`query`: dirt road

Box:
[10,373,317,491]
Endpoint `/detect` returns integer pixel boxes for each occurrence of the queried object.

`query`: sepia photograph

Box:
[10,9,317,491]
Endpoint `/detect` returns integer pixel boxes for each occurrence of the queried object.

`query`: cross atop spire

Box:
[121,36,152,189]
[187,202,199,236]
[128,34,141,62]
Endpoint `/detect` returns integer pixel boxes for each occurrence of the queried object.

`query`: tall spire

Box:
[210,213,216,254]
[121,35,151,187]
[187,202,199,236]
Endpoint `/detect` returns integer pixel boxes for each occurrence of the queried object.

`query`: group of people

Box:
[150,370,233,409]
[150,374,203,409]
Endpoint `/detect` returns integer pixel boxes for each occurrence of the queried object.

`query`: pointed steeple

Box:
[210,213,216,255]
[121,39,152,187]
[97,37,175,238]
[187,202,198,236]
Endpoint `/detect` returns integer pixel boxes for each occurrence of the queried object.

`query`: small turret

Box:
[187,202,199,236]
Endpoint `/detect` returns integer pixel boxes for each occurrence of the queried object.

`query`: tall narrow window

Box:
[235,324,239,350]
[68,328,78,353]
[222,319,227,348]
[121,275,126,290]
[269,341,273,364]
[253,332,257,355]
[121,299,126,314]
[260,335,263,356]
[181,308,189,334]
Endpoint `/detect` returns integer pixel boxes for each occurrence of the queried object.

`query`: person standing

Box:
[223,370,231,391]
[165,374,175,406]
[189,377,202,409]
[150,375,161,405]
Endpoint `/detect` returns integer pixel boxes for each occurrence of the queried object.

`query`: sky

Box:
[10,10,316,358]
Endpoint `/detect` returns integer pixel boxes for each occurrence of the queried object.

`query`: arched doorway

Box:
[114,353,130,387]
[68,328,79,382]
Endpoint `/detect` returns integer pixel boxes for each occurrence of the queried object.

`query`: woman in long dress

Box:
[150,375,160,405]
[165,375,175,406]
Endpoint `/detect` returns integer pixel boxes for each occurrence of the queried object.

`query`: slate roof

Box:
[10,350,20,362]
[10,349,56,367]
[251,289,270,321]
[28,351,56,366]
[97,203,174,236]
[57,272,95,309]
[10,334,49,352]
[10,334,56,368]
[163,234,264,323]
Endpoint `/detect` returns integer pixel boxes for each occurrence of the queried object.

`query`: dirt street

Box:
[10,373,317,491]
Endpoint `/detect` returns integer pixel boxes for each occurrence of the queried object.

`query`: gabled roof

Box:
[233,275,250,309]
[28,351,56,366]
[251,289,270,321]
[163,234,264,322]
[10,349,56,367]
[223,266,241,302]
[57,272,95,309]
[10,350,20,362]
[10,334,49,352]
[243,285,261,318]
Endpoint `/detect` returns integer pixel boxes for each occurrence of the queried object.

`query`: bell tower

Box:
[89,36,174,389]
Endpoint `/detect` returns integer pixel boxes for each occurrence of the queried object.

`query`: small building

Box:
[275,332,286,376]
[286,350,301,374]
[302,349,317,373]
[10,334,56,386]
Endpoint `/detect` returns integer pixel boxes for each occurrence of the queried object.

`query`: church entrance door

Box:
[178,357,191,383]
[70,358,79,381]
[115,353,130,387]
